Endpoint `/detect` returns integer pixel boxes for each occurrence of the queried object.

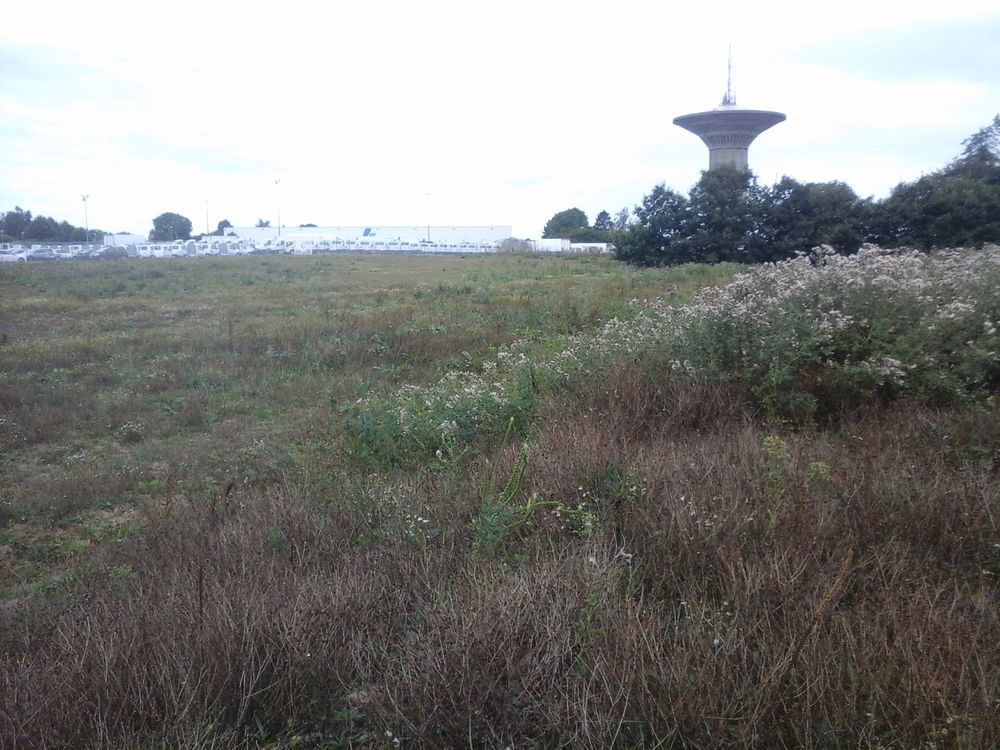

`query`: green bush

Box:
[349,245,1000,460]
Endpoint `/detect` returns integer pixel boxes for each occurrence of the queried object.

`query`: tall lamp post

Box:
[81,194,90,245]
[275,180,281,238]
[425,191,431,242]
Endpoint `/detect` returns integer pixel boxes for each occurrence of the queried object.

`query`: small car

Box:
[0,249,27,262]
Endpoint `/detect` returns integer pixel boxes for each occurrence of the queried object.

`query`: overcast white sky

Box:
[1,0,998,238]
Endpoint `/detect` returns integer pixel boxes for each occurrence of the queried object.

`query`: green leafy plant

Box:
[473,439,599,551]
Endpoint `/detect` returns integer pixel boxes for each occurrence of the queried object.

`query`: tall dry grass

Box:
[2,360,996,748]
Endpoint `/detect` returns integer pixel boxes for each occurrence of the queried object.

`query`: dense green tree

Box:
[149,212,193,241]
[613,184,688,266]
[1,207,32,240]
[615,169,870,266]
[873,173,1000,249]
[949,114,1000,178]
[681,167,768,264]
[203,219,233,237]
[542,207,589,238]
[24,215,61,241]
[870,114,1000,249]
[2,206,96,242]
[59,220,86,242]
[761,177,867,257]
[256,218,271,228]
[613,115,1000,267]
[568,227,613,242]
[593,210,613,231]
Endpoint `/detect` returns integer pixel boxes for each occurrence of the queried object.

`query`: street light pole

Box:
[81,195,89,245]
[425,191,431,242]
[275,180,281,238]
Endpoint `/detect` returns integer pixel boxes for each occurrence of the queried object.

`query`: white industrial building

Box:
[230,225,512,245]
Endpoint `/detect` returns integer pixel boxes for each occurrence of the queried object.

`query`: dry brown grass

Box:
[2,356,996,748]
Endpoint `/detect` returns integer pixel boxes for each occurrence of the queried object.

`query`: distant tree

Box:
[872,173,1000,249]
[593,210,613,231]
[60,220,86,242]
[614,113,1000,268]
[613,184,688,266]
[256,218,271,228]
[950,113,1000,177]
[23,215,61,241]
[212,219,233,236]
[4,208,97,242]
[299,223,317,228]
[682,167,770,264]
[613,207,632,230]
[1,207,32,240]
[616,169,773,265]
[760,177,867,258]
[870,114,1000,249]
[542,207,589,238]
[149,212,192,241]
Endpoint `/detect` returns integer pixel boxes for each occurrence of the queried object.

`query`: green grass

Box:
[0,253,732,575]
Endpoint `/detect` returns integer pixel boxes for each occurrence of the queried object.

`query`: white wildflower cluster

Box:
[360,339,539,456]
[402,512,432,540]
[115,420,145,443]
[617,245,1000,389]
[64,448,92,465]
[493,342,531,371]
[936,300,977,322]
[357,245,999,454]
[855,356,916,386]
[361,473,436,541]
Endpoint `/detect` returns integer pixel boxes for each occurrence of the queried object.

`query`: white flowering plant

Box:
[347,245,1000,463]
[662,244,1000,418]
[346,351,538,466]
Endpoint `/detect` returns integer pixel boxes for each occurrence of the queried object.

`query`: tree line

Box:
[0,209,239,244]
[0,207,99,243]
[543,115,1000,265]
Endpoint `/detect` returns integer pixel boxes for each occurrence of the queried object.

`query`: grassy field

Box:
[0,249,997,748]
[0,254,730,595]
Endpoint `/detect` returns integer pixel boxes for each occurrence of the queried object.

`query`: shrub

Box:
[349,245,1000,464]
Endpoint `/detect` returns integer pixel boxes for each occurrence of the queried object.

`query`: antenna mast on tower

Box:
[722,45,735,106]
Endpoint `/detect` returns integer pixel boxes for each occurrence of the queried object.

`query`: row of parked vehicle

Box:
[0,237,504,262]
[0,240,254,261]
[0,243,119,262]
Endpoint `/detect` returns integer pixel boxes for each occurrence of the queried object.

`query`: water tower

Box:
[673,57,785,171]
